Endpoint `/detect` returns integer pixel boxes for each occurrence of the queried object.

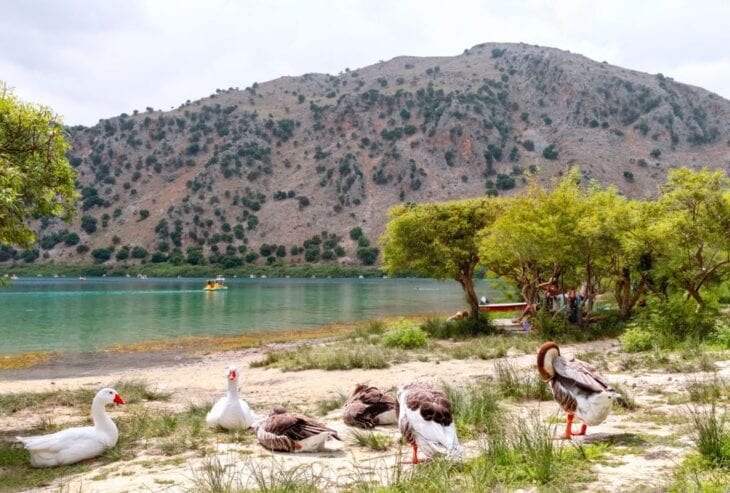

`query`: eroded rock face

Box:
[42,42,730,266]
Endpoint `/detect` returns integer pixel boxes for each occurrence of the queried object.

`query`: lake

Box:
[0,277,507,355]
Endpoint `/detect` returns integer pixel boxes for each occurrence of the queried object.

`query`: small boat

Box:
[204,279,228,291]
[478,302,528,313]
[79,276,87,281]
[215,274,225,282]
[10,274,18,280]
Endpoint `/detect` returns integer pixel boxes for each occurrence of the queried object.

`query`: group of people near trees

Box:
[511,277,587,326]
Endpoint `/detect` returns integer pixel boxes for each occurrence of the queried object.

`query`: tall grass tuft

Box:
[494,360,552,401]
[687,403,730,466]
[444,380,504,438]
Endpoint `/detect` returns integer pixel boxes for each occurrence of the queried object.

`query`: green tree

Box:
[0,84,77,247]
[642,168,730,307]
[381,198,502,319]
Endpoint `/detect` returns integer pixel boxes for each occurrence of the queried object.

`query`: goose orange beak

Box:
[228,369,237,380]
[113,393,125,405]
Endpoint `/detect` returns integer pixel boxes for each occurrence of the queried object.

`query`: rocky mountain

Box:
[8,42,730,267]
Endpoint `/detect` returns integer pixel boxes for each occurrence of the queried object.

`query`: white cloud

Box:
[2,0,729,125]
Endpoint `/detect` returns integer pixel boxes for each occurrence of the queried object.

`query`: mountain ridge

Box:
[5,42,730,267]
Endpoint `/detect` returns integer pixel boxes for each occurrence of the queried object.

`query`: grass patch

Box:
[420,316,496,339]
[351,430,392,451]
[188,455,333,492]
[250,343,409,371]
[354,413,607,492]
[687,403,730,467]
[314,392,348,416]
[435,335,539,361]
[444,380,504,439]
[0,379,169,415]
[494,360,552,401]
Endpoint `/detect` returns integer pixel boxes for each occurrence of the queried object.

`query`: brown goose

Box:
[537,341,617,439]
[343,384,397,428]
[254,405,341,452]
[396,382,463,464]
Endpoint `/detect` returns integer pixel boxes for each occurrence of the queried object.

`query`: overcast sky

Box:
[2,0,729,126]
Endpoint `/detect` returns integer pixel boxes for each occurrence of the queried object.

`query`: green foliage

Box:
[356,246,379,265]
[91,247,112,263]
[688,403,730,467]
[382,197,502,317]
[629,295,719,348]
[620,325,655,352]
[421,316,496,339]
[381,321,428,349]
[542,144,558,159]
[81,215,97,234]
[0,84,77,247]
[138,209,150,221]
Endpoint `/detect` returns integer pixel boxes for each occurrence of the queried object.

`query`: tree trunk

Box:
[457,263,480,320]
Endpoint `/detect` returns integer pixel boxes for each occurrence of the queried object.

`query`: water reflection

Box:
[0,277,506,354]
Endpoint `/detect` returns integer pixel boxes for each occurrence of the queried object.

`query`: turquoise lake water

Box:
[0,277,507,355]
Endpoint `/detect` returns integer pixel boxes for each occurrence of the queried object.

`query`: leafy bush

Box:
[542,145,558,160]
[630,295,719,348]
[421,316,496,339]
[620,325,655,352]
[382,321,428,349]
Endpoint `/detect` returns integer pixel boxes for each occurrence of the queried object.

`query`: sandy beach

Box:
[1,336,728,492]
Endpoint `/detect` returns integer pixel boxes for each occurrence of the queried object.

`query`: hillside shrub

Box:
[382,321,428,349]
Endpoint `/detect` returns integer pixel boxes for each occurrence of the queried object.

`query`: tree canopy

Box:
[0,83,76,247]
[380,197,502,319]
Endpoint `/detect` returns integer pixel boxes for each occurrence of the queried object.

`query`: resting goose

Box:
[343,384,397,428]
[537,341,617,439]
[17,388,125,467]
[396,382,463,464]
[206,365,260,430]
[254,405,341,452]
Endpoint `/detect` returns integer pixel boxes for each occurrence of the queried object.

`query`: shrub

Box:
[421,316,496,339]
[620,325,654,352]
[91,247,112,263]
[81,215,97,234]
[382,321,428,349]
[630,295,719,348]
[542,145,558,160]
[138,209,149,221]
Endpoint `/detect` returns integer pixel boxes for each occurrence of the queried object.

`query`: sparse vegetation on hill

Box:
[4,43,730,268]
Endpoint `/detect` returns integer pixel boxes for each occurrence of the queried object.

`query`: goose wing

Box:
[266,412,339,441]
[553,355,610,393]
[344,386,395,427]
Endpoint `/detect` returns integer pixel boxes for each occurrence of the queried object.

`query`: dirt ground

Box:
[1,338,727,492]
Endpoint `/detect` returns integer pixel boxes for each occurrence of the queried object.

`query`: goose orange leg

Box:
[553,413,575,440]
[401,444,419,464]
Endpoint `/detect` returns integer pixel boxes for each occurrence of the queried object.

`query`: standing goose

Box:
[254,405,341,452]
[206,365,260,430]
[343,384,397,428]
[396,382,463,464]
[537,341,617,439]
[17,388,125,467]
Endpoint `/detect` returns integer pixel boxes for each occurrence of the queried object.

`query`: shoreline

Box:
[0,315,438,376]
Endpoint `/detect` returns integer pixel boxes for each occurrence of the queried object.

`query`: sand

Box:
[1,338,728,492]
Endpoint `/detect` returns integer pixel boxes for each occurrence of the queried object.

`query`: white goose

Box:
[17,387,125,467]
[206,365,260,430]
[537,341,618,439]
[396,382,463,464]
